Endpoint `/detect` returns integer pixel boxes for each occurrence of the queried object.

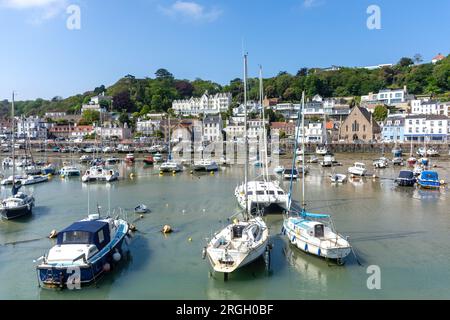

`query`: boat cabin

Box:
[57,220,111,251]
[420,171,439,181]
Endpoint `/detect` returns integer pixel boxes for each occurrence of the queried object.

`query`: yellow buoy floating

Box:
[188,237,192,242]
[162,225,172,234]
[130,173,135,179]
[49,230,58,239]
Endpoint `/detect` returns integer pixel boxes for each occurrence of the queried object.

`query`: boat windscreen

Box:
[399,171,414,179]
[302,212,330,219]
[59,231,91,245]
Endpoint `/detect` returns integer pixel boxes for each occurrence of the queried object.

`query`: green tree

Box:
[79,110,100,125]
[373,105,388,121]
[155,68,174,81]
[398,57,414,68]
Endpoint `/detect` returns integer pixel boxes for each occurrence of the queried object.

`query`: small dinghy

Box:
[330,173,347,183]
[134,204,149,214]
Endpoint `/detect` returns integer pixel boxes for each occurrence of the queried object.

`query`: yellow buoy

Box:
[188,237,192,242]
[233,218,238,224]
[210,171,214,175]
[130,173,135,178]
[162,225,172,234]
[49,230,58,239]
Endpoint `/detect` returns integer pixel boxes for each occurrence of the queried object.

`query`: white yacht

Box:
[2,157,13,168]
[282,215,351,263]
[82,166,119,182]
[348,162,367,176]
[160,161,183,173]
[193,159,219,172]
[330,173,347,183]
[373,157,389,169]
[60,166,81,177]
[282,91,352,264]
[205,57,270,278]
[320,153,335,167]
[205,216,269,274]
[1,175,26,185]
[315,146,328,155]
[235,180,288,213]
[20,175,49,186]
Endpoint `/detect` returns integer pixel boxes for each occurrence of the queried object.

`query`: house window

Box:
[363,125,366,132]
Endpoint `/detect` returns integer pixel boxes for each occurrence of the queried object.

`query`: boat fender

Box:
[162,225,172,234]
[113,251,121,262]
[129,224,137,232]
[103,263,111,272]
[130,173,135,178]
[304,244,308,252]
[318,248,321,256]
[440,180,445,186]
[49,230,58,239]
[202,247,207,260]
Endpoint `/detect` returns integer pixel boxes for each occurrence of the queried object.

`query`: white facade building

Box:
[295,122,326,144]
[16,116,49,139]
[202,115,223,142]
[404,114,449,142]
[410,99,450,116]
[95,124,132,140]
[136,119,162,135]
[172,92,232,116]
[361,87,412,107]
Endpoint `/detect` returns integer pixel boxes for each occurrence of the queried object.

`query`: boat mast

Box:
[11,92,16,187]
[259,65,269,181]
[301,91,306,211]
[243,54,249,220]
[168,114,171,161]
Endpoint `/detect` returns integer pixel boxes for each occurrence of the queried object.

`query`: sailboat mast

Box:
[168,114,171,160]
[259,66,269,181]
[12,92,16,185]
[301,91,306,210]
[243,54,249,218]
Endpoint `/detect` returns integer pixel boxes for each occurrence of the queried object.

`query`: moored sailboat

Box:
[282,91,352,264]
[205,54,269,278]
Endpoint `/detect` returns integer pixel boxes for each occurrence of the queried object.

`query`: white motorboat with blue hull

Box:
[36,214,129,288]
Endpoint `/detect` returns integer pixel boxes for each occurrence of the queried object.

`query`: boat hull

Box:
[37,232,127,288]
[282,223,351,261]
[395,178,416,187]
[0,203,33,220]
[206,238,268,274]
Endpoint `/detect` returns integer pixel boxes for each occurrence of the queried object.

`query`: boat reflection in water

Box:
[283,242,328,291]
[413,188,446,201]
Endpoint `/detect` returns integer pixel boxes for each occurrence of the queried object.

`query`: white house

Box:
[404,114,449,142]
[232,101,259,116]
[295,122,326,144]
[202,115,223,142]
[431,53,445,64]
[16,116,49,139]
[361,87,412,107]
[81,95,111,114]
[410,99,450,116]
[95,124,132,140]
[136,119,162,135]
[172,92,232,116]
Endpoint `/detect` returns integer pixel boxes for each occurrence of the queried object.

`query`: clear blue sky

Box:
[0,0,449,100]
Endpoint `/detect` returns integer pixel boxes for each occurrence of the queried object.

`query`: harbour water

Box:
[0,155,449,300]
